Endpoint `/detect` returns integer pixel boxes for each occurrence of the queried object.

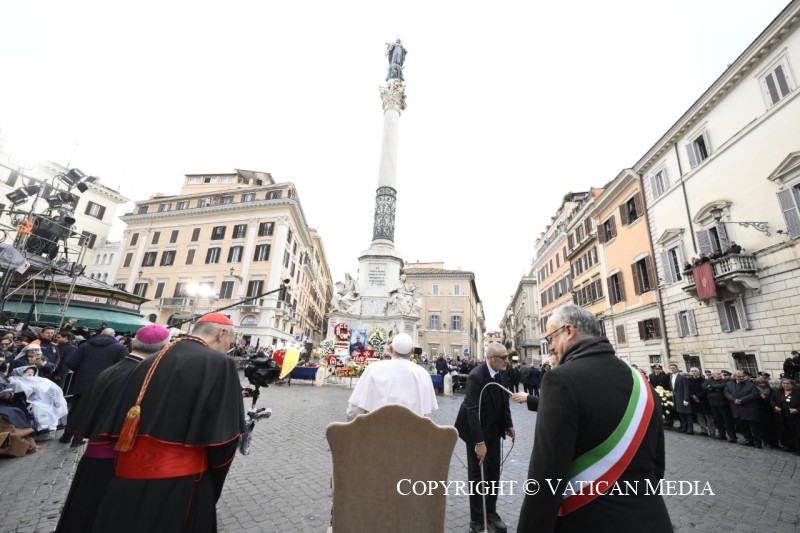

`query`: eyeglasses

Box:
[544,325,567,345]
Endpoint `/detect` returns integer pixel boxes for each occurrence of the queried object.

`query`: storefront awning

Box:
[4,301,152,333]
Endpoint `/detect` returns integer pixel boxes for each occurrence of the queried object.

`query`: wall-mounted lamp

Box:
[710,207,771,236]
[229,267,243,282]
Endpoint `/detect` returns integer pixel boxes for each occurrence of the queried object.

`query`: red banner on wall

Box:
[693,262,717,300]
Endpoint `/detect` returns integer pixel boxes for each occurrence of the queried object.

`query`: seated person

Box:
[8,369,68,432]
[12,345,55,380]
[0,373,31,430]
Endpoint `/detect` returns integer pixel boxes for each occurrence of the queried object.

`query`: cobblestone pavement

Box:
[2,378,800,532]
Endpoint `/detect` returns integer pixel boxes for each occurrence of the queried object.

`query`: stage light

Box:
[60,168,87,187]
[5,185,41,206]
[45,191,79,210]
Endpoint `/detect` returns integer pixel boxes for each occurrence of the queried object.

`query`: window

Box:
[615,324,627,344]
[676,310,698,337]
[620,193,643,225]
[114,282,126,290]
[686,130,711,168]
[452,346,461,359]
[649,355,662,366]
[187,177,202,184]
[158,203,171,212]
[133,283,148,297]
[220,195,234,205]
[137,205,149,214]
[141,251,157,266]
[453,284,461,296]
[683,355,703,374]
[776,184,800,238]
[173,282,188,297]
[123,253,132,268]
[232,224,247,239]
[176,200,189,210]
[130,233,139,246]
[253,244,271,262]
[151,231,160,245]
[78,231,96,249]
[451,314,462,331]
[607,272,625,304]
[651,169,668,199]
[429,344,439,356]
[185,249,195,265]
[246,280,263,298]
[227,246,243,263]
[638,318,662,340]
[242,193,255,202]
[258,222,274,236]
[660,246,684,284]
[169,230,179,243]
[203,176,213,184]
[717,297,749,332]
[205,247,221,264]
[84,201,106,220]
[287,229,293,244]
[220,176,234,184]
[732,352,759,375]
[191,228,201,242]
[219,281,234,300]
[761,57,793,107]
[428,314,440,330]
[266,190,282,200]
[283,251,290,267]
[598,216,617,243]
[695,223,728,255]
[432,284,439,296]
[154,282,165,300]
[631,256,655,294]
[160,250,175,266]
[198,198,211,208]
[211,226,226,240]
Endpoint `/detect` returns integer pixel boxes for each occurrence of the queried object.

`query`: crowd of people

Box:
[645,361,800,454]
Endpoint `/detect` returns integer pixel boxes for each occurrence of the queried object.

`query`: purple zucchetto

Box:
[135,324,171,344]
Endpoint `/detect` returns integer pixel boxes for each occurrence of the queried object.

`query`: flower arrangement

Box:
[336,365,356,377]
[367,326,388,348]
[655,386,674,421]
[320,338,335,355]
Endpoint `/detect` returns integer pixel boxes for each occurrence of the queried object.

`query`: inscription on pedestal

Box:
[368,264,387,287]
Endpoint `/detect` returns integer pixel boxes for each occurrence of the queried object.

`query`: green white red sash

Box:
[558,364,654,516]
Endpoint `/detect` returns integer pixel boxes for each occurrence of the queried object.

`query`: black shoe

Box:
[717,435,728,440]
[728,438,738,443]
[741,441,754,447]
[469,521,484,533]
[70,438,86,448]
[487,515,507,533]
[754,442,763,449]
[58,433,72,444]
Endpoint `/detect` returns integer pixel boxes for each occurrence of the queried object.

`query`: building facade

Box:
[565,188,606,326]
[403,261,484,361]
[115,170,332,347]
[638,1,800,376]
[505,275,541,364]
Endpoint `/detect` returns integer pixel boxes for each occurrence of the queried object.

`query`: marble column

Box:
[372,80,407,245]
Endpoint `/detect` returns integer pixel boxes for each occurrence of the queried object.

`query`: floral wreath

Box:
[367,326,388,348]
[334,323,350,341]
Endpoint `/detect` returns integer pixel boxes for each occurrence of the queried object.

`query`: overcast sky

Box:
[0,0,791,328]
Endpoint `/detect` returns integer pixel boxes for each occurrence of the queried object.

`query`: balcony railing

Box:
[159,297,194,309]
[682,253,759,297]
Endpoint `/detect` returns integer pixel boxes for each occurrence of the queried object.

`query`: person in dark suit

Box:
[648,364,670,390]
[724,370,762,447]
[517,303,671,533]
[669,363,693,434]
[455,342,514,533]
[527,365,541,397]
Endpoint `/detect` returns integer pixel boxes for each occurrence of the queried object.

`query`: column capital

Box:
[380,80,406,112]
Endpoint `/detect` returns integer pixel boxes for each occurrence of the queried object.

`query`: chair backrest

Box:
[326,403,458,533]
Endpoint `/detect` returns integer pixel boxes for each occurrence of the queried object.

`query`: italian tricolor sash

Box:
[558,364,654,516]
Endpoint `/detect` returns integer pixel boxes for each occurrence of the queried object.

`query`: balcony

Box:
[159,297,194,309]
[237,298,265,313]
[682,253,759,297]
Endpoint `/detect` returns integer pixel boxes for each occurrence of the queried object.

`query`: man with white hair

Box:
[517,303,670,532]
[346,332,438,420]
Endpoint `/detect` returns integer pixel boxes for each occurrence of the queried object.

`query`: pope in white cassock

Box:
[346,332,438,420]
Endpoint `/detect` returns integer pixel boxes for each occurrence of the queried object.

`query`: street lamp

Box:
[229,267,244,282]
[710,207,771,236]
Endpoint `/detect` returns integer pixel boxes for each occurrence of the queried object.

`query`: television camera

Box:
[239,354,281,455]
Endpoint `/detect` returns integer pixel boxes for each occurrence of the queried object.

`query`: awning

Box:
[4,301,153,333]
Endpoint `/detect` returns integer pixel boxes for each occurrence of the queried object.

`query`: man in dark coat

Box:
[54,331,78,389]
[517,303,671,533]
[60,328,127,445]
[90,313,245,532]
[724,370,762,448]
[648,364,670,390]
[669,363,693,434]
[455,342,514,533]
[703,370,736,441]
[56,324,172,532]
[528,365,541,397]
[36,326,60,368]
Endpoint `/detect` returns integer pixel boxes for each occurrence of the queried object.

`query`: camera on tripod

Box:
[243,355,281,389]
